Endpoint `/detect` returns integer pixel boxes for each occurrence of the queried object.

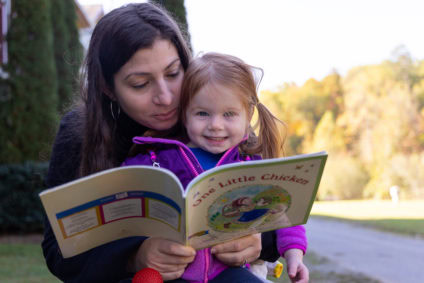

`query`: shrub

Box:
[364,153,424,199]
[0,162,48,233]
[318,154,369,200]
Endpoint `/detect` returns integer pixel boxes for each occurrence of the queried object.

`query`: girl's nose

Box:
[208,116,224,130]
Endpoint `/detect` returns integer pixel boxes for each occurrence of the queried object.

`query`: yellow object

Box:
[266,260,284,278]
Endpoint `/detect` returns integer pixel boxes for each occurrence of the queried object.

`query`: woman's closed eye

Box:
[132,81,149,89]
[128,77,149,89]
[166,64,182,79]
[166,70,181,78]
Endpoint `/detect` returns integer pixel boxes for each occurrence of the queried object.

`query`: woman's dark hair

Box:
[79,3,191,176]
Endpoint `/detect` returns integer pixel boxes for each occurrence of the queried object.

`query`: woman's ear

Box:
[99,74,116,101]
[103,86,116,101]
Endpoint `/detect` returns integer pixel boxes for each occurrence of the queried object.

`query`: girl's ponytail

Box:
[242,102,286,159]
[256,102,286,158]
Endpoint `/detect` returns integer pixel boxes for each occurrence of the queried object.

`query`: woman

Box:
[42,3,280,282]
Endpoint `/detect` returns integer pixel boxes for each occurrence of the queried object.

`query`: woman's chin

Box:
[150,119,178,132]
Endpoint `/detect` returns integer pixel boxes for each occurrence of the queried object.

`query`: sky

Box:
[78,0,424,90]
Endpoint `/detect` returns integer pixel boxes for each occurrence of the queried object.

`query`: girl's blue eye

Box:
[224,112,236,117]
[196,111,209,116]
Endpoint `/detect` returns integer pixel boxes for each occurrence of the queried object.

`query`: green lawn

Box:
[0,244,60,283]
[311,199,424,237]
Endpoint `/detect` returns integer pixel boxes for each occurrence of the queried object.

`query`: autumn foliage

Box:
[261,48,424,200]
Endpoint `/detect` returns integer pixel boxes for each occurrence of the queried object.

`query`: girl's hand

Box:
[210,233,261,266]
[130,237,196,281]
[284,249,309,283]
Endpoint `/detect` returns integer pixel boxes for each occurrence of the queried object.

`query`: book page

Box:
[40,166,186,258]
[184,152,327,249]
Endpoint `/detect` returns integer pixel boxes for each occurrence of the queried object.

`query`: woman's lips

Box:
[153,108,177,121]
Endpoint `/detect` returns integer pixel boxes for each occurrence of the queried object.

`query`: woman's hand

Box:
[210,233,261,266]
[130,237,196,281]
[284,249,309,283]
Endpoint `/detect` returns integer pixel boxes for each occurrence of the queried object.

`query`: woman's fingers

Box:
[133,238,195,273]
[213,245,257,266]
[211,233,261,266]
[158,240,196,258]
[155,254,195,266]
[211,233,261,253]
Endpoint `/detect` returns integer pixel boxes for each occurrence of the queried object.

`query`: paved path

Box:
[305,217,424,283]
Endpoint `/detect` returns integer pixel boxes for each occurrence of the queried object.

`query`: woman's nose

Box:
[153,79,173,106]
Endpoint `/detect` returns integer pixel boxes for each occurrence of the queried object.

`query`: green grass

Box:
[0,244,60,283]
[311,199,424,237]
[313,216,424,238]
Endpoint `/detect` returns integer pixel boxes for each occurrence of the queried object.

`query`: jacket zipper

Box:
[178,146,200,177]
[216,135,249,166]
[200,145,240,282]
[216,144,238,166]
[178,147,210,282]
[204,249,210,283]
[134,137,246,283]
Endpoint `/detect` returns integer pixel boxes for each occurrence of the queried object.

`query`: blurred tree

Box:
[308,111,345,154]
[415,60,424,110]
[150,0,192,51]
[321,72,344,117]
[261,85,310,155]
[0,0,58,163]
[52,0,83,113]
[51,1,71,113]
[298,78,327,124]
[63,0,83,103]
[388,45,421,90]
[261,51,424,200]
[318,153,369,200]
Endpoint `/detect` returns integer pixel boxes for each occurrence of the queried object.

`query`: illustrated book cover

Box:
[40,151,327,258]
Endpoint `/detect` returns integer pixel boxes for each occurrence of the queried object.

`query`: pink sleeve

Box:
[276,225,307,257]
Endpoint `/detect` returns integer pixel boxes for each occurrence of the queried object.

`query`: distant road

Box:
[305,217,424,283]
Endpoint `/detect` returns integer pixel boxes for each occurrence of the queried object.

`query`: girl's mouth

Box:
[205,136,227,141]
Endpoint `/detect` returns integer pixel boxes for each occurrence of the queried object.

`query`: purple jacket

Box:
[122,137,307,282]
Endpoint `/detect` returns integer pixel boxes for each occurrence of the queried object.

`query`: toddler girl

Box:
[123,52,308,283]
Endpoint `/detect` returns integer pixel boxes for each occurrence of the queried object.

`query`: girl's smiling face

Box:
[184,83,251,154]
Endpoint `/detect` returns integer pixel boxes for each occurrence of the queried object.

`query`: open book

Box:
[40,151,327,258]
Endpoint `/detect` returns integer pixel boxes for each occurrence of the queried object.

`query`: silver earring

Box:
[110,101,120,120]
